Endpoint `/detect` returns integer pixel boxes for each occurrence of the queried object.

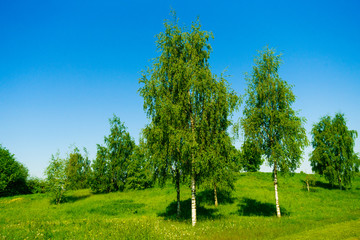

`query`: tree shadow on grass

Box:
[62,194,91,203]
[158,198,220,221]
[315,181,342,190]
[235,198,289,217]
[197,189,235,205]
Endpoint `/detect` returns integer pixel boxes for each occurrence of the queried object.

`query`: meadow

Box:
[1,172,359,239]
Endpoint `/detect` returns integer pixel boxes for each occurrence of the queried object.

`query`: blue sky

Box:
[1,0,359,177]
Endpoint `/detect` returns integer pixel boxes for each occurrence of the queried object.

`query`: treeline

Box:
[1,13,359,226]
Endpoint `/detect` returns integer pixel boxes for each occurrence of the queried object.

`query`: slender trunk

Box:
[214,182,218,207]
[191,171,196,226]
[176,168,181,218]
[274,162,281,218]
[306,179,310,192]
[190,115,197,227]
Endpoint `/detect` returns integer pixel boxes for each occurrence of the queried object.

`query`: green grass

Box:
[1,172,359,239]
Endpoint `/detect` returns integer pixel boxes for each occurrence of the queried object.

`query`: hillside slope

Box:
[1,172,359,239]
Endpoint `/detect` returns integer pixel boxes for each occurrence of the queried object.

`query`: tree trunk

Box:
[306,179,310,192]
[176,168,181,218]
[191,172,196,226]
[214,182,218,207]
[274,162,281,218]
[190,115,196,227]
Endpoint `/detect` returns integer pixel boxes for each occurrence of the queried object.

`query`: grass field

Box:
[1,172,359,239]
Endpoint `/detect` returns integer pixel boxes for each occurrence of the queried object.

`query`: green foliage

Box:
[310,113,358,189]
[303,174,316,192]
[65,146,91,190]
[90,145,110,193]
[26,177,48,194]
[125,140,153,190]
[0,145,29,197]
[45,152,67,204]
[90,115,140,193]
[240,140,263,172]
[241,47,308,173]
[106,115,135,191]
[139,14,240,220]
[139,15,191,187]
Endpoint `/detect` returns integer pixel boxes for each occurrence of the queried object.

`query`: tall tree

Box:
[140,13,239,225]
[310,113,358,189]
[140,15,189,219]
[241,47,308,217]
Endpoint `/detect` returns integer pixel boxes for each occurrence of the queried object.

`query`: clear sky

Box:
[1,0,359,178]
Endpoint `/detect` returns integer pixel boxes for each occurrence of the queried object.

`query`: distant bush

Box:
[45,152,67,204]
[27,177,48,194]
[0,145,29,197]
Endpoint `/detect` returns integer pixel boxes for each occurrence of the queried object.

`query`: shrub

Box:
[0,145,29,197]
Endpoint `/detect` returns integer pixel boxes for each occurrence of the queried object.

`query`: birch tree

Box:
[310,113,358,189]
[197,76,239,207]
[140,15,189,219]
[139,14,238,226]
[241,47,308,217]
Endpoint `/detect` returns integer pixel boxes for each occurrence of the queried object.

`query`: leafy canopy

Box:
[310,113,358,189]
[45,152,67,204]
[0,145,29,197]
[241,47,308,173]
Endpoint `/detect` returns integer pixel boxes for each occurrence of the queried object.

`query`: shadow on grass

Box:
[235,198,289,217]
[158,198,220,221]
[315,181,342,190]
[62,194,91,203]
[197,189,235,205]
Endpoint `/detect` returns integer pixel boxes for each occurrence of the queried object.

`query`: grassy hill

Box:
[1,172,359,239]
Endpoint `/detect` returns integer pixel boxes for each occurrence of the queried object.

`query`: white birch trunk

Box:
[176,171,181,218]
[306,179,310,192]
[274,163,281,218]
[191,173,196,226]
[214,182,218,207]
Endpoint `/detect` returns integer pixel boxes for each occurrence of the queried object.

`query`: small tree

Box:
[90,115,135,193]
[45,152,67,204]
[106,115,135,192]
[126,140,153,190]
[241,47,308,217]
[303,174,316,192]
[310,113,358,189]
[65,146,91,190]
[90,145,110,193]
[0,145,29,196]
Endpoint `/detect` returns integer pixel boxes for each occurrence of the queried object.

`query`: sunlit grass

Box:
[1,172,359,239]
